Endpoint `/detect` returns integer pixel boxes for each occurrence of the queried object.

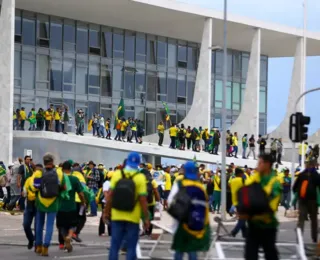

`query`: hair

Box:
[73,162,80,167]
[235,167,244,176]
[35,164,43,169]
[62,161,72,171]
[24,155,31,161]
[258,153,275,165]
[43,153,54,166]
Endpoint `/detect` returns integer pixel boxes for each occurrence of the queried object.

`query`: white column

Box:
[230,28,261,138]
[269,37,303,142]
[0,0,15,165]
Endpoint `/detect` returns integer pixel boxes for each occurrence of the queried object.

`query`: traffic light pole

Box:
[291,87,320,197]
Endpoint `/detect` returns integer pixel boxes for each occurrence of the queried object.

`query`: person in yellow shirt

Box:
[298,142,308,166]
[54,108,61,133]
[163,166,172,210]
[120,118,128,141]
[103,152,149,259]
[213,170,221,213]
[44,108,53,131]
[232,132,239,158]
[105,118,111,139]
[157,121,165,146]
[186,126,192,150]
[169,123,177,149]
[20,107,26,130]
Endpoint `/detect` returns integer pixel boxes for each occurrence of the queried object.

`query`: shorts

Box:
[163,190,170,200]
[56,211,78,229]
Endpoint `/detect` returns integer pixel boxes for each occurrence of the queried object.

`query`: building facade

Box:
[13,8,268,135]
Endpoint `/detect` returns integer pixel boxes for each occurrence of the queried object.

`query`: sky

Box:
[183,0,320,135]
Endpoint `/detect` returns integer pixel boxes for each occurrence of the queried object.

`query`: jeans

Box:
[214,145,219,154]
[55,120,60,132]
[13,119,19,130]
[170,136,176,149]
[247,147,256,159]
[90,187,98,216]
[231,219,247,238]
[174,252,197,260]
[106,129,111,139]
[281,192,291,210]
[233,146,238,157]
[35,211,57,247]
[213,191,221,212]
[208,194,214,211]
[29,123,36,131]
[298,200,318,243]
[109,221,140,260]
[20,120,25,130]
[131,131,138,142]
[158,133,164,146]
[93,123,97,136]
[76,122,84,135]
[242,147,247,158]
[45,120,50,131]
[115,129,121,140]
[99,126,105,137]
[7,194,20,210]
[23,203,36,243]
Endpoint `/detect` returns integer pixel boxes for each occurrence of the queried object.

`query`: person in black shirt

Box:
[17,156,33,211]
[247,135,256,160]
[206,173,214,212]
[258,134,268,155]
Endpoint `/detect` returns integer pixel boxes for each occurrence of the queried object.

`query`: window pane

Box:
[63,59,75,84]
[233,83,240,103]
[124,71,135,99]
[187,47,197,70]
[89,64,100,87]
[37,55,49,81]
[135,106,145,123]
[22,59,35,89]
[157,72,166,95]
[14,51,21,79]
[233,52,241,78]
[226,87,232,109]
[22,15,35,46]
[125,32,135,61]
[76,66,87,94]
[37,15,49,39]
[242,54,249,79]
[167,75,176,104]
[259,91,266,113]
[64,23,75,43]
[168,43,176,67]
[50,59,62,91]
[215,80,222,101]
[177,110,186,123]
[146,113,156,135]
[147,72,157,101]
[50,19,62,50]
[15,13,21,35]
[101,29,112,58]
[113,33,124,58]
[101,69,112,97]
[147,39,156,64]
[135,70,146,94]
[89,28,100,48]
[136,37,146,62]
[187,79,195,105]
[88,102,100,118]
[76,25,88,54]
[178,45,187,68]
[260,59,267,83]
[227,51,232,76]
[112,66,123,98]
[157,40,167,65]
[177,75,186,97]
[215,51,223,75]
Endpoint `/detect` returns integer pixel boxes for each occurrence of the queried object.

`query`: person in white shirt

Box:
[99,115,105,138]
[98,177,110,236]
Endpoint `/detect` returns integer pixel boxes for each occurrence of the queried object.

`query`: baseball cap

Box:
[184,161,198,180]
[126,152,141,169]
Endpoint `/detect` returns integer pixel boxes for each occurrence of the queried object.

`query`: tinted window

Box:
[37,55,49,81]
[168,43,176,67]
[102,30,112,58]
[76,25,88,54]
[136,37,146,62]
[147,39,156,64]
[177,75,186,97]
[22,59,35,89]
[64,23,75,43]
[76,66,87,94]
[113,33,124,59]
[167,75,176,103]
[63,59,75,84]
[89,29,100,48]
[157,41,167,65]
[187,79,195,105]
[124,71,135,99]
[157,72,166,95]
[14,51,21,79]
[89,64,100,87]
[50,60,62,91]
[125,32,135,61]
[112,66,123,98]
[50,19,62,50]
[135,70,146,94]
[187,47,197,70]
[101,69,112,97]
[147,72,157,101]
[22,16,36,46]
[15,13,21,35]
[259,91,266,113]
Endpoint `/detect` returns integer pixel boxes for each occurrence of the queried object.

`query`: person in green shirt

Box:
[57,161,85,252]
[242,134,248,159]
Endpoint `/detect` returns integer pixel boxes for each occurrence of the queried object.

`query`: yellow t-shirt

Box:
[186,131,191,138]
[175,175,184,182]
[298,144,308,155]
[45,110,52,121]
[232,136,238,146]
[121,121,127,132]
[54,111,60,120]
[110,169,147,224]
[229,177,244,206]
[24,175,36,201]
[158,124,165,134]
[164,172,172,191]
[149,179,158,206]
[169,127,177,137]
[20,110,26,120]
[213,175,221,191]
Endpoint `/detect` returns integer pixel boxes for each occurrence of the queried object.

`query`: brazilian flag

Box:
[114,98,125,129]
[162,102,170,121]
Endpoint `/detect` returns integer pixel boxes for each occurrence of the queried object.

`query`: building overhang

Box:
[13,0,320,57]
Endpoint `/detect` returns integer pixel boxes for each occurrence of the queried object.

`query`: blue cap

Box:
[126,152,141,169]
[184,161,198,180]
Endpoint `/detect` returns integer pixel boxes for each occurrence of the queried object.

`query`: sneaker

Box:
[64,236,73,253]
[72,234,82,243]
[41,246,49,257]
[59,244,64,250]
[35,246,42,255]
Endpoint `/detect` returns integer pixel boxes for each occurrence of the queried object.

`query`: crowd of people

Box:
[1,149,320,260]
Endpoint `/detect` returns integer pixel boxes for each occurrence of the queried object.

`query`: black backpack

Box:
[168,182,192,222]
[178,129,185,139]
[112,170,138,211]
[237,182,272,216]
[40,168,60,198]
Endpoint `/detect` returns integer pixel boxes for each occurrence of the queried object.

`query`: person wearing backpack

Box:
[293,157,320,243]
[238,153,282,260]
[168,161,211,260]
[103,152,150,260]
[178,124,186,150]
[32,153,66,256]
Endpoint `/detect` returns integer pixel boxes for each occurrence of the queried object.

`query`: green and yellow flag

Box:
[114,98,125,129]
[162,102,170,121]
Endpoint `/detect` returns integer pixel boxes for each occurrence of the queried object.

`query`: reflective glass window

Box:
[168,42,176,67]
[89,63,100,87]
[135,106,145,123]
[157,72,166,95]
[259,91,266,113]
[227,51,233,76]
[125,31,135,61]
[63,59,75,85]
[14,51,21,79]
[64,22,75,43]
[112,66,123,98]
[22,59,35,89]
[215,51,223,75]
[101,68,112,97]
[147,38,156,64]
[187,47,197,70]
[89,26,101,56]
[147,72,157,101]
[260,58,268,84]
[157,40,167,65]
[50,18,62,50]
[136,36,146,62]
[50,59,62,91]
[124,70,135,99]
[76,24,88,54]
[187,79,195,106]
[233,83,240,103]
[76,66,88,94]
[22,13,36,46]
[242,53,249,79]
[88,102,100,118]
[226,87,232,109]
[101,27,112,58]
[167,74,176,104]
[37,55,49,81]
[177,110,186,124]
[15,11,22,35]
[146,113,156,135]
[215,80,222,101]
[113,32,124,59]
[135,70,146,98]
[233,52,241,78]
[177,75,186,97]
[37,15,49,40]
[178,45,187,68]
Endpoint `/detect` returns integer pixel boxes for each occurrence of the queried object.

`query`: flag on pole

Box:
[162,102,170,121]
[114,98,125,129]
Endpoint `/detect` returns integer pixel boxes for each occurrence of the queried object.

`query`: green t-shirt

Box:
[59,175,83,212]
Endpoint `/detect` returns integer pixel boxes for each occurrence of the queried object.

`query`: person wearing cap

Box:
[293,157,320,243]
[104,152,149,260]
[168,161,211,259]
[85,161,100,217]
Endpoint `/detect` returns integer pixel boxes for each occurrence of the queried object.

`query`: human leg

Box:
[109,221,126,260]
[43,212,57,248]
[35,211,45,247]
[125,222,140,260]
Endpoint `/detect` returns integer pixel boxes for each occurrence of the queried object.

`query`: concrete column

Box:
[0,0,15,165]
[269,37,303,142]
[230,28,261,139]
[143,17,212,144]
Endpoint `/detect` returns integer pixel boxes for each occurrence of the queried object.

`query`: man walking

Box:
[169,123,177,149]
[17,155,33,211]
[247,135,256,160]
[242,134,248,159]
[85,161,100,217]
[157,121,165,146]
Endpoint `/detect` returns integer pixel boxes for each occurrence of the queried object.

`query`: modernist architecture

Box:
[1,0,320,164]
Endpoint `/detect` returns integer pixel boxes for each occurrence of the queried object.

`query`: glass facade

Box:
[13,9,268,135]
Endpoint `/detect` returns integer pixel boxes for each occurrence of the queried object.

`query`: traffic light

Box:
[289,112,311,142]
